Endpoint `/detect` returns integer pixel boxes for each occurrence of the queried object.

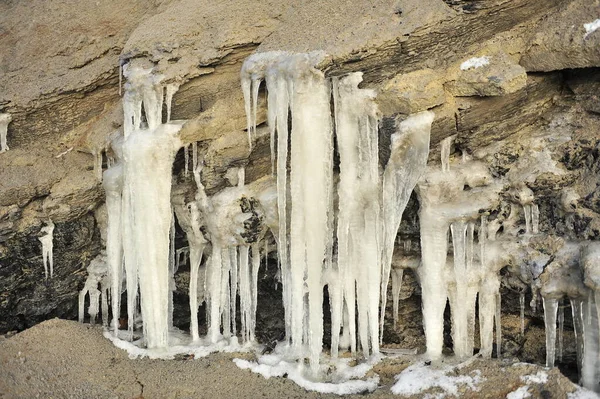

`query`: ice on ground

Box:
[506,385,531,399]
[391,361,485,397]
[521,371,548,384]
[104,329,252,360]
[460,56,490,70]
[584,19,600,38]
[233,354,379,395]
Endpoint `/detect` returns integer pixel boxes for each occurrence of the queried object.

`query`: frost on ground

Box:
[506,385,531,399]
[104,329,252,360]
[233,352,379,395]
[460,56,490,70]
[584,19,600,38]
[390,361,484,397]
[521,371,548,384]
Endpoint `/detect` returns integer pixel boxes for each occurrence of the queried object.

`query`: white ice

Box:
[39,220,55,279]
[584,19,600,39]
[460,56,490,71]
[391,361,484,396]
[233,354,379,395]
[0,113,12,153]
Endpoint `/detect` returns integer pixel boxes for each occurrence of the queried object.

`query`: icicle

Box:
[380,111,433,344]
[558,300,564,363]
[103,163,124,335]
[241,75,252,149]
[520,291,526,335]
[184,144,190,177]
[532,203,540,234]
[335,72,380,358]
[581,293,600,391]
[94,150,104,182]
[0,113,12,153]
[495,292,502,358]
[524,204,532,234]
[440,135,455,173]
[229,247,238,337]
[238,245,251,342]
[220,248,232,339]
[391,269,404,329]
[542,296,558,367]
[192,142,198,172]
[251,243,261,342]
[165,83,180,122]
[251,78,261,150]
[119,64,122,96]
[119,63,183,348]
[237,167,245,188]
[403,240,411,253]
[39,220,55,279]
[168,211,176,330]
[571,298,585,378]
[208,244,224,343]
[79,253,108,325]
[450,221,469,357]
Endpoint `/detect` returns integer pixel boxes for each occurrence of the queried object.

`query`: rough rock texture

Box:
[1,0,600,392]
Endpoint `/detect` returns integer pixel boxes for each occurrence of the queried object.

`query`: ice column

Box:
[117,64,183,348]
[39,220,55,279]
[0,113,12,153]
[103,159,124,335]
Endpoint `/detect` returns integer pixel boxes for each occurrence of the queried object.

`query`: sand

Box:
[0,319,585,399]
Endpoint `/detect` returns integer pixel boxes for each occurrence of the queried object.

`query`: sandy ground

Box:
[0,319,588,399]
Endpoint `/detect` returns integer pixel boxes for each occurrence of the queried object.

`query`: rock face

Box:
[1,0,600,386]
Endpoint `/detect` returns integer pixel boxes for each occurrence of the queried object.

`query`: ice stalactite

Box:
[0,113,11,153]
[520,291,526,335]
[103,156,124,336]
[94,150,104,182]
[416,150,501,359]
[242,52,334,374]
[240,51,433,380]
[580,242,600,392]
[39,220,55,279]
[542,296,559,367]
[165,83,180,122]
[79,252,110,326]
[379,111,432,343]
[103,63,184,349]
[558,300,564,363]
[440,135,455,173]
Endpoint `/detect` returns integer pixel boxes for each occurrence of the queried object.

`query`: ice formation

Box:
[0,113,12,153]
[584,19,600,39]
[77,46,600,394]
[79,252,110,326]
[391,360,484,396]
[240,51,434,379]
[103,62,184,348]
[460,56,490,71]
[38,220,55,279]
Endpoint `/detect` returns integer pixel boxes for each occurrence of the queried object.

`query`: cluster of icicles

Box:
[75,51,600,392]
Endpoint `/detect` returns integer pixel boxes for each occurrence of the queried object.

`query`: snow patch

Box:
[233,354,379,395]
[584,19,600,39]
[507,385,531,399]
[460,56,490,71]
[391,361,485,397]
[521,371,549,384]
